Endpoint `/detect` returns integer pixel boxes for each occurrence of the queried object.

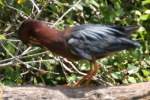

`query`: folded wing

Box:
[67,24,140,60]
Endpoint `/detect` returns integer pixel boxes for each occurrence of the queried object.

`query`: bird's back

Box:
[67,24,140,60]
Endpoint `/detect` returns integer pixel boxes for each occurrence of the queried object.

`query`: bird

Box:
[17,19,140,86]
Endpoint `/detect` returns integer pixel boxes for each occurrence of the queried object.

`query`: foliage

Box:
[0,0,149,86]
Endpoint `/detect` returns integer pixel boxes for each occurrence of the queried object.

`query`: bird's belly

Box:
[50,47,81,61]
[95,52,111,59]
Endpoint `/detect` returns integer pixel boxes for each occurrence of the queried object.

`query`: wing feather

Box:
[67,24,140,60]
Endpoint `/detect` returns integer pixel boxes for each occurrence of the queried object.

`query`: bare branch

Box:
[62,57,86,76]
[6,4,28,19]
[52,0,82,27]
[30,0,41,14]
[0,42,32,68]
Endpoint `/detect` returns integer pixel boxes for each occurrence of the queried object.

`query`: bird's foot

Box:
[73,74,94,87]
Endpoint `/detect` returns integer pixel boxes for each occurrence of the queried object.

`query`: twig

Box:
[15,42,22,56]
[24,59,55,64]
[61,63,68,83]
[21,46,32,55]
[0,50,50,64]
[20,70,30,76]
[5,39,21,42]
[7,41,19,50]
[63,58,86,76]
[55,57,74,73]
[1,42,32,68]
[95,75,114,86]
[0,62,13,67]
[52,0,82,27]
[0,58,55,68]
[30,0,41,14]
[6,4,28,19]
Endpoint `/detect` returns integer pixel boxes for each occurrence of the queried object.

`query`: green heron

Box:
[18,19,140,86]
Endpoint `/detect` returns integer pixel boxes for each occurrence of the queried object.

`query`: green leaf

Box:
[142,69,150,77]
[140,14,150,21]
[33,77,38,84]
[128,76,137,83]
[67,74,77,82]
[85,0,99,7]
[127,64,139,75]
[0,0,4,6]
[134,10,142,16]
[142,0,150,5]
[146,77,150,81]
[111,72,123,79]
[74,3,83,10]
[144,10,150,14]
[17,0,26,5]
[5,43,16,56]
[0,34,6,40]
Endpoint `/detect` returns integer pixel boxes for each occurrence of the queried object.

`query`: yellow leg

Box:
[84,62,100,85]
[75,60,100,87]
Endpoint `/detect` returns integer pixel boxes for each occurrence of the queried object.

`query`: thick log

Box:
[0,82,150,100]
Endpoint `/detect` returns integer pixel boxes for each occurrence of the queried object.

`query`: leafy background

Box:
[0,0,149,86]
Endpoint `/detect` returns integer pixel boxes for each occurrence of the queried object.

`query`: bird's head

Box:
[17,19,60,47]
[17,19,42,46]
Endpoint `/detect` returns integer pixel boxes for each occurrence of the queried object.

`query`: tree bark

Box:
[0,82,150,100]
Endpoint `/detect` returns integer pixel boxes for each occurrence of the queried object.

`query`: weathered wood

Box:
[0,82,150,100]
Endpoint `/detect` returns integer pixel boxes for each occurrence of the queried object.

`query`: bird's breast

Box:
[43,41,81,61]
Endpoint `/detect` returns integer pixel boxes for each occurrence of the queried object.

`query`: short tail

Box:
[132,41,141,48]
[122,26,140,49]
[110,25,139,36]
[124,25,139,35]
[121,38,141,49]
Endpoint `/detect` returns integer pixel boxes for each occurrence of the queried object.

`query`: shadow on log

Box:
[0,82,150,100]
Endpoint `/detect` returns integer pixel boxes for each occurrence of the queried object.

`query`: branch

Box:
[30,0,41,14]
[6,4,28,19]
[1,82,150,100]
[52,0,82,27]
